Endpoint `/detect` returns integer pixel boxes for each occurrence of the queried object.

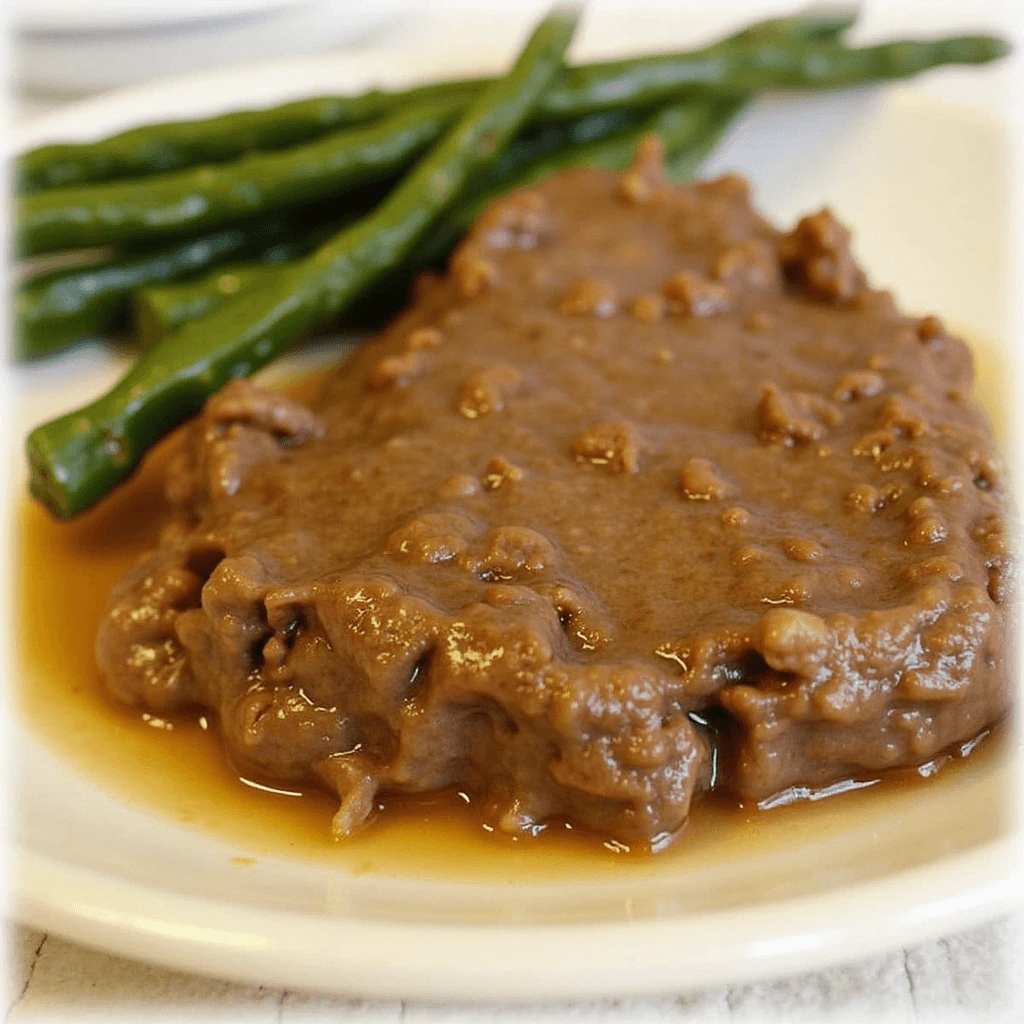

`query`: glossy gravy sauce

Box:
[15,344,1013,883]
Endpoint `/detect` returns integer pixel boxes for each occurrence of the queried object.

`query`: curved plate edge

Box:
[17,836,1020,1001]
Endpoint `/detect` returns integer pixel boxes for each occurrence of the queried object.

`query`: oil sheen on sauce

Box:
[15,342,1013,883]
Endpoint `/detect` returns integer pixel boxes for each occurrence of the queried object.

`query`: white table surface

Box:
[9,2,1022,1020]
[5,919,1022,1022]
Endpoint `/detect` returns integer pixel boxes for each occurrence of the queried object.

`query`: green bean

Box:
[15,219,300,360]
[662,105,747,184]
[13,205,365,361]
[729,7,858,44]
[463,4,852,194]
[19,30,1006,258]
[17,10,858,257]
[538,34,1010,119]
[134,262,283,348]
[16,79,486,194]
[481,107,644,184]
[17,99,458,258]
[30,108,635,354]
[482,96,746,199]
[24,11,1009,202]
[26,7,580,519]
[17,8,855,193]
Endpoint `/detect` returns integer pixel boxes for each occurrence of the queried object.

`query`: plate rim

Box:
[17,836,1019,1000]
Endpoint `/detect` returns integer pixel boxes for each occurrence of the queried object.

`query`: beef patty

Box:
[97,140,1013,848]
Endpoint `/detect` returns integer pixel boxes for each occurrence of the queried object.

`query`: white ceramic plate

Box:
[11,19,1021,1001]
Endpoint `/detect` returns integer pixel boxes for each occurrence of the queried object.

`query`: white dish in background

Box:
[13,0,412,94]
[13,0,304,33]
[11,23,1019,1001]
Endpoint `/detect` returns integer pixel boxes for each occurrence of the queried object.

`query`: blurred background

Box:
[11,0,1020,123]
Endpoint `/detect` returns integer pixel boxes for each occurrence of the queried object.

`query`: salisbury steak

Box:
[97,141,1013,847]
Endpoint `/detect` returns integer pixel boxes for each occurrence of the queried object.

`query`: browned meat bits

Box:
[97,145,1013,848]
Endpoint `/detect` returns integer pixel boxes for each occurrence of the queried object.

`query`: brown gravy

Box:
[15,341,1012,883]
